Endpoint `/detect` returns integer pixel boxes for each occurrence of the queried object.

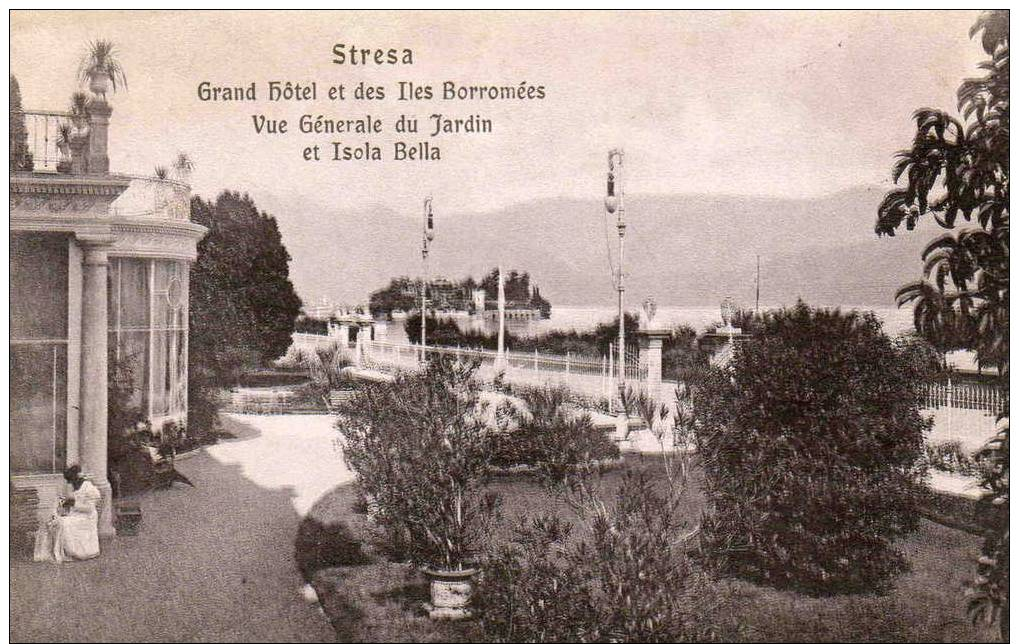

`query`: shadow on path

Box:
[11,414,341,643]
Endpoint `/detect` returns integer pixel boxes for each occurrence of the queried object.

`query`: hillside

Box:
[259,186,937,309]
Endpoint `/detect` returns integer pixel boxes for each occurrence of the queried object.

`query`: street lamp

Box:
[605,149,627,422]
[421,197,434,361]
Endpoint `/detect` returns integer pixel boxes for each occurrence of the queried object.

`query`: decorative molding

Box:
[10,174,130,196]
[10,175,126,218]
[107,220,207,261]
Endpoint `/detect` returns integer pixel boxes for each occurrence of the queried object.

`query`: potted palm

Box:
[69,92,91,131]
[56,122,73,173]
[172,151,195,181]
[153,165,169,180]
[78,39,127,98]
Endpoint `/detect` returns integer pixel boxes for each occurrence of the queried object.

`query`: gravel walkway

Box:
[11,413,352,643]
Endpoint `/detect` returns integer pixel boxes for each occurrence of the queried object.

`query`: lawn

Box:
[297,454,999,643]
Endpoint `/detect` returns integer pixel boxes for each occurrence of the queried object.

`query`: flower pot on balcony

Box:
[88,71,112,97]
[56,140,72,174]
[422,567,477,620]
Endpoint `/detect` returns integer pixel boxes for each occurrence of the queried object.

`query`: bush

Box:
[474,473,738,643]
[924,440,994,479]
[968,416,1009,640]
[694,302,930,594]
[487,385,619,473]
[336,358,498,570]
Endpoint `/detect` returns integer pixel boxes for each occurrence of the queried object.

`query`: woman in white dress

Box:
[40,466,101,562]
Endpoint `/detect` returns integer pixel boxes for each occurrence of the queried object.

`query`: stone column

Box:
[88,100,113,174]
[79,236,115,536]
[336,323,351,347]
[638,329,669,387]
[70,130,91,175]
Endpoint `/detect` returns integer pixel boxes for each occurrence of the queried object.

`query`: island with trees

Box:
[368,267,551,320]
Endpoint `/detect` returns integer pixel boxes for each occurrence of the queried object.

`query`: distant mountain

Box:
[257,186,936,310]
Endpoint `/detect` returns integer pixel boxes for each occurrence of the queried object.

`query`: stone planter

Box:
[422,567,477,620]
[88,71,112,96]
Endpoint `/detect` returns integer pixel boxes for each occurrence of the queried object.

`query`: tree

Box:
[9,75,32,171]
[188,192,302,435]
[694,303,929,594]
[369,276,420,319]
[875,11,1008,636]
[876,11,1008,373]
[191,191,302,362]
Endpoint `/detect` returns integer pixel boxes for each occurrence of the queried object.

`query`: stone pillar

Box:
[87,101,113,174]
[336,323,351,347]
[79,237,115,536]
[70,130,90,175]
[638,329,669,387]
[354,325,368,368]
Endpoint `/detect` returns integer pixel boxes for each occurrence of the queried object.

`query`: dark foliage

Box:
[875,11,1008,634]
[694,303,929,594]
[294,315,328,335]
[876,11,1008,374]
[404,311,502,350]
[369,276,420,319]
[190,191,302,364]
[474,473,736,642]
[968,415,1009,639]
[371,268,552,319]
[9,75,33,171]
[336,358,498,570]
[487,385,619,472]
[188,192,302,439]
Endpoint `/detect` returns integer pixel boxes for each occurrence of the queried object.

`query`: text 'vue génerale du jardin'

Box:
[198,78,546,163]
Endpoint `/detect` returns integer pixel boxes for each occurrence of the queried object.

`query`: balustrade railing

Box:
[921,381,1007,415]
[10,109,74,173]
[109,175,192,220]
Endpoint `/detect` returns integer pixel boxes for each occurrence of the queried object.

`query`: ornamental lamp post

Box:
[604,149,627,425]
[421,197,434,362]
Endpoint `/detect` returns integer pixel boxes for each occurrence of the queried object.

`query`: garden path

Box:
[10,413,351,642]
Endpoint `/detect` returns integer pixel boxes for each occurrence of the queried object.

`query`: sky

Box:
[10,10,987,220]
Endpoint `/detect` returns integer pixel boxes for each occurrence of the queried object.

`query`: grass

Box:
[298,454,999,643]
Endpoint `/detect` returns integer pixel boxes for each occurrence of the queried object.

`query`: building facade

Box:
[10,99,206,534]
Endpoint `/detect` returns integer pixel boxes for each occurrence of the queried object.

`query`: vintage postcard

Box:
[8,9,1009,643]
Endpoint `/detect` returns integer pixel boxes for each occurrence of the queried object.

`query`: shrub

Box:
[186,360,223,444]
[487,385,619,473]
[924,440,995,479]
[474,473,738,643]
[694,302,930,594]
[336,357,498,570]
[967,415,1009,640]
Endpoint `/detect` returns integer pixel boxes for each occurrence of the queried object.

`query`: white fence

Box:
[359,340,661,407]
[287,331,680,410]
[921,381,1007,415]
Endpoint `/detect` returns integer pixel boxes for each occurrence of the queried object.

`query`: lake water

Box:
[376,305,915,345]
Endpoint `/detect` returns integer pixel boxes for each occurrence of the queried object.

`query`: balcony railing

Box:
[109,175,191,221]
[10,109,73,173]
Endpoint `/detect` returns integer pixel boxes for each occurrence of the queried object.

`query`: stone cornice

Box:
[107,218,207,262]
[10,172,131,197]
[111,217,208,239]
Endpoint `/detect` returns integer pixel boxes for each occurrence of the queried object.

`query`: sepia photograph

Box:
[8,8,1010,642]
